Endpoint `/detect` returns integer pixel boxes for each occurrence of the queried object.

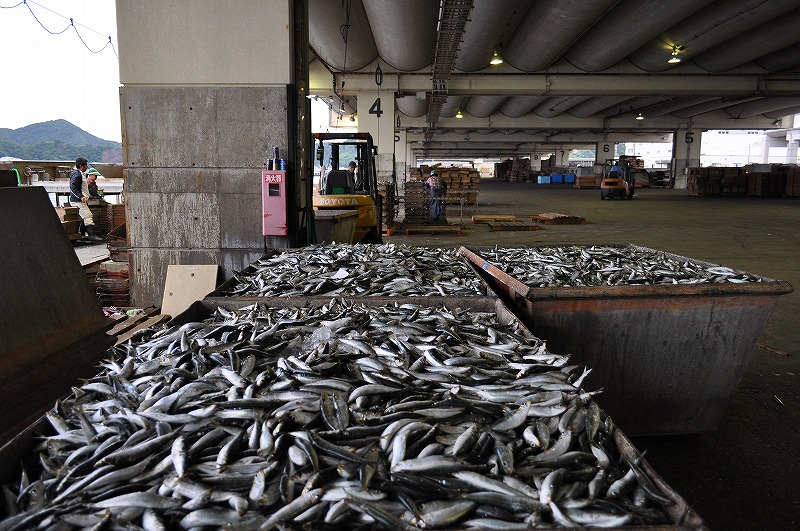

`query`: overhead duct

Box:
[309,0,377,71]
[362,0,439,71]
[755,42,800,72]
[502,0,618,72]
[499,96,549,118]
[628,0,798,72]
[691,8,800,72]
[466,95,506,118]
[454,0,533,72]
[568,97,633,118]
[724,97,800,119]
[534,96,591,118]
[564,0,717,72]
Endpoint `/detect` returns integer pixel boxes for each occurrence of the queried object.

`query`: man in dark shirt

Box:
[69,157,103,241]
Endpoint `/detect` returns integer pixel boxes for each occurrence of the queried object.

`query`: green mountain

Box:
[0,120,121,163]
[0,120,117,145]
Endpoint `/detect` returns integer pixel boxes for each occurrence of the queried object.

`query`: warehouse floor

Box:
[387,179,800,530]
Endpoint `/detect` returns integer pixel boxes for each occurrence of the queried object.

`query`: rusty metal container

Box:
[459,244,793,435]
[0,297,706,529]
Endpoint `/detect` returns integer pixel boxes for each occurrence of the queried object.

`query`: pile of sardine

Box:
[1,301,674,530]
[483,245,761,287]
[220,244,487,298]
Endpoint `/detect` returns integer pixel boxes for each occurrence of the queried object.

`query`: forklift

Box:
[312,132,383,243]
[600,156,635,200]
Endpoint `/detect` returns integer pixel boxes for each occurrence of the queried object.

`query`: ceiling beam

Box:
[318,72,800,97]
[398,109,777,130]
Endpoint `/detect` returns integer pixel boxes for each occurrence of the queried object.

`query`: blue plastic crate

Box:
[564,174,576,183]
[537,175,551,185]
[550,173,563,183]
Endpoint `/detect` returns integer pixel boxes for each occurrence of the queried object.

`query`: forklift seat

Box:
[324,170,354,195]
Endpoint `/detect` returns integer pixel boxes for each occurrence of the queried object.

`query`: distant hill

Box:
[0,119,118,146]
[0,120,121,163]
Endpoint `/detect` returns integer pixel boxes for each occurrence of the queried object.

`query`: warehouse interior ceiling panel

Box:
[308,0,800,157]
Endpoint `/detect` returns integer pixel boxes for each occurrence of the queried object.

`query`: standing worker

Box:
[425,169,444,220]
[69,157,104,242]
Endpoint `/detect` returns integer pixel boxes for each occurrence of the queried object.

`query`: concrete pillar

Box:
[357,90,396,180]
[117,0,309,305]
[595,142,613,165]
[761,135,785,163]
[787,129,800,165]
[672,129,701,189]
[530,154,542,171]
[394,129,407,190]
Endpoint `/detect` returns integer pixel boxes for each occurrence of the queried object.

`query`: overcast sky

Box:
[1,1,121,141]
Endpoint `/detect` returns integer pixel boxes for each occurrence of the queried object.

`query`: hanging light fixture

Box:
[489,50,503,65]
[635,113,644,120]
[668,45,683,64]
[455,109,464,119]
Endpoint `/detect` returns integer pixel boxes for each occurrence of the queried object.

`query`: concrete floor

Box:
[387,179,799,530]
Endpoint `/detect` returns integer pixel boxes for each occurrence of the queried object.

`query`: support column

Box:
[787,129,800,165]
[394,129,407,191]
[595,142,614,165]
[357,90,396,180]
[117,0,308,305]
[530,154,542,171]
[761,135,786,163]
[672,129,701,189]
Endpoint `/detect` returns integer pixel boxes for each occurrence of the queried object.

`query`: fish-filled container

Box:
[0,298,705,529]
[459,244,793,435]
[208,243,495,307]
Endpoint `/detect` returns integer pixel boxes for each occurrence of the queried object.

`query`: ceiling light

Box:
[635,113,644,120]
[489,50,503,65]
[668,45,683,64]
[455,110,464,119]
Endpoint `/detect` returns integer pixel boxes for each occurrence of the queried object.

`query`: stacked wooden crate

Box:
[87,200,110,235]
[575,175,601,188]
[438,167,480,204]
[377,180,396,227]
[785,169,800,198]
[54,206,82,241]
[687,168,721,197]
[96,261,130,307]
[107,203,126,231]
[403,180,430,222]
[721,167,747,196]
[747,169,786,197]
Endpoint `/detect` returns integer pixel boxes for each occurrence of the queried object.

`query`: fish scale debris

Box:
[0,300,673,529]
[221,243,488,297]
[481,245,761,287]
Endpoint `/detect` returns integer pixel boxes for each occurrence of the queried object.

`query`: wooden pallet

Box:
[487,221,542,231]
[404,224,462,236]
[472,214,518,224]
[532,213,587,225]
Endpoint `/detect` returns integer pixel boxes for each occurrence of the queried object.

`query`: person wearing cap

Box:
[69,157,104,242]
[425,169,444,220]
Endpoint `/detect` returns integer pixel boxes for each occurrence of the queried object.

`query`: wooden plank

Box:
[106,307,160,337]
[161,264,219,317]
[487,222,542,231]
[404,224,462,236]
[472,214,518,224]
[532,212,587,225]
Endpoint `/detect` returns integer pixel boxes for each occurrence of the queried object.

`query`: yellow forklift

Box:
[312,132,383,243]
[600,156,635,200]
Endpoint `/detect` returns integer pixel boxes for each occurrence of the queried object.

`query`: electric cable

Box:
[1,0,118,57]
